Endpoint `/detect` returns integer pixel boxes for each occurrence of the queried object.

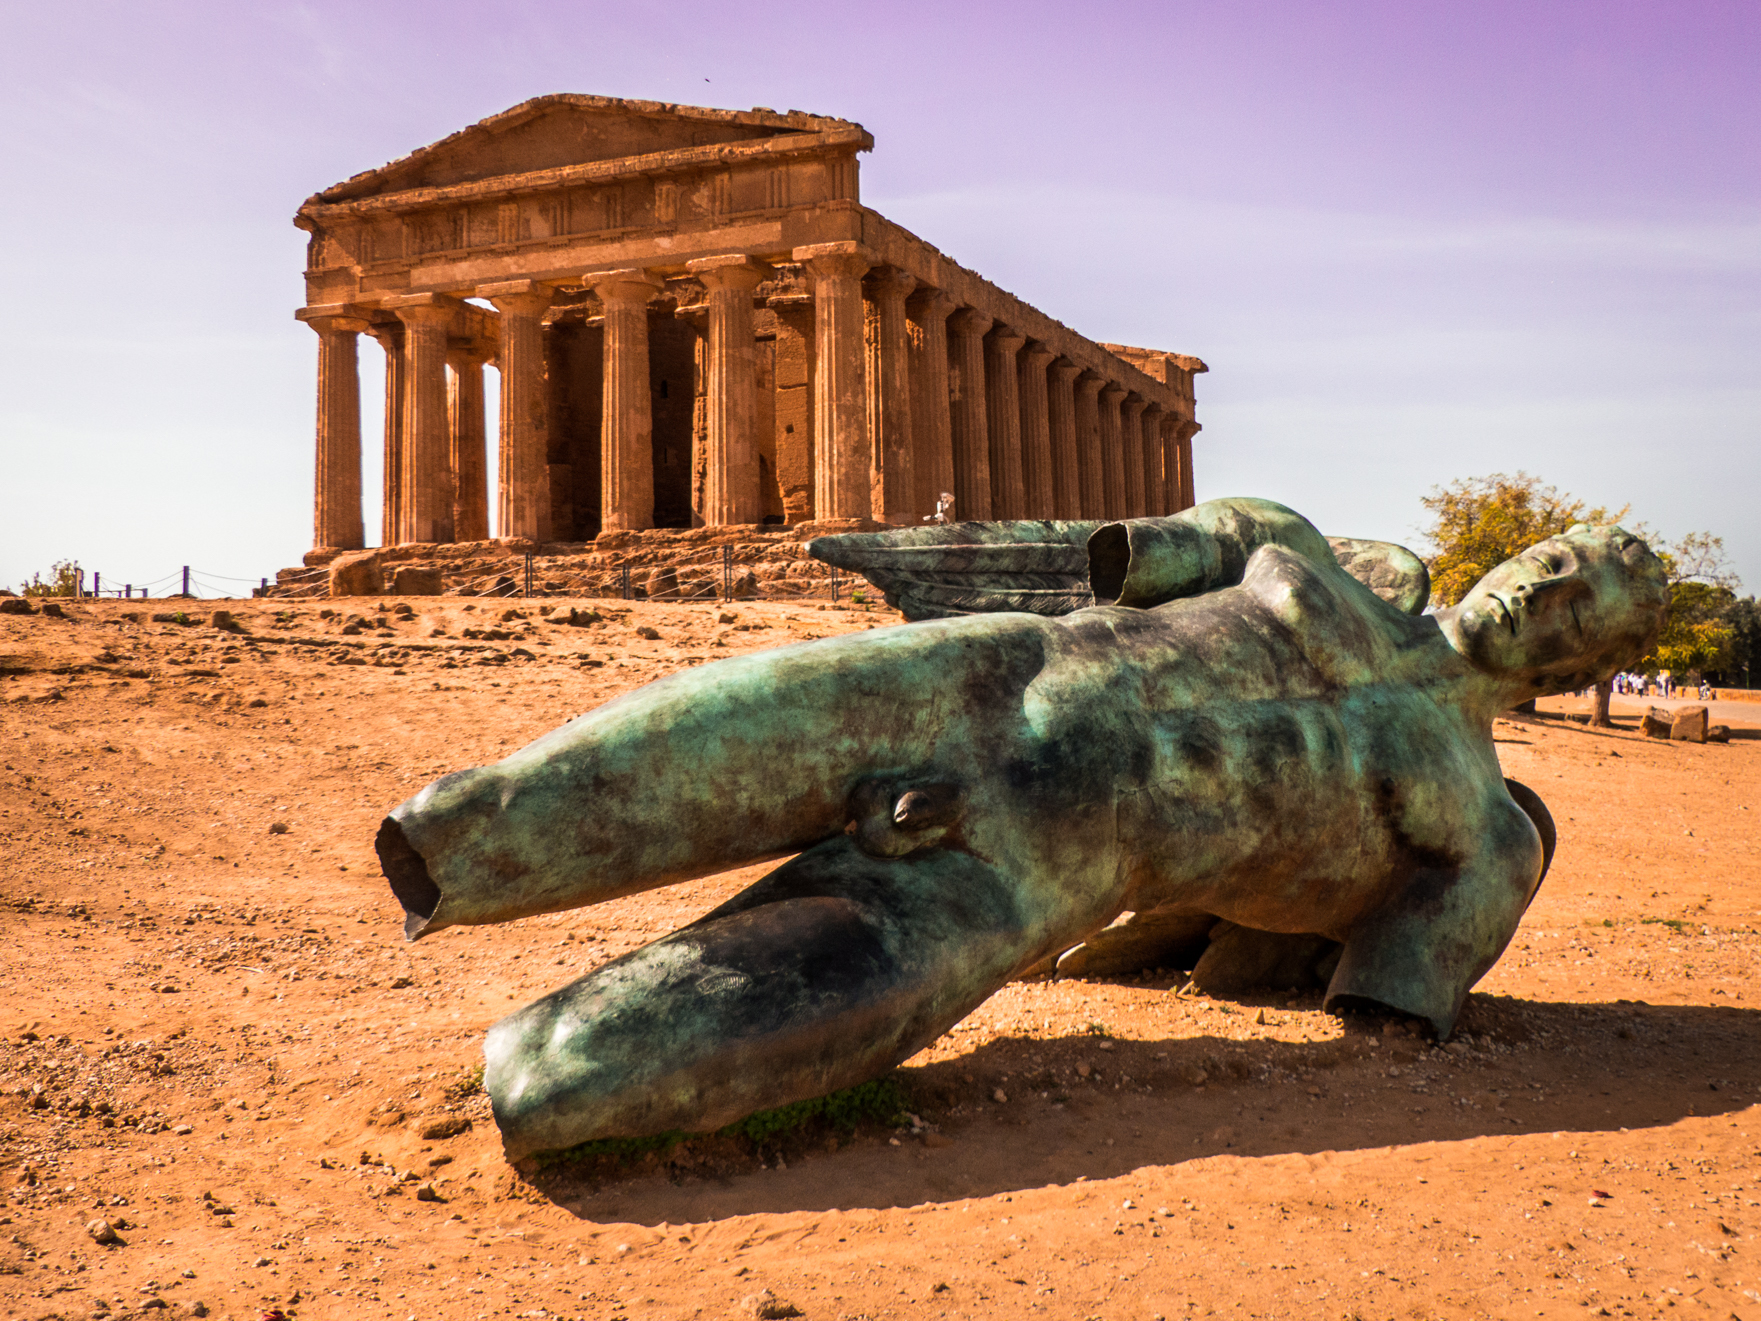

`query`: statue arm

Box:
[1323,791,1545,1037]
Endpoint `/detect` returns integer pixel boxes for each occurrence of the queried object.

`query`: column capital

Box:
[986,325,1027,354]
[907,286,956,318]
[864,265,917,299]
[793,241,874,282]
[1160,412,1182,436]
[1050,356,1082,384]
[686,254,770,290]
[1121,394,1149,418]
[1099,383,1128,404]
[948,306,994,338]
[1142,401,1166,421]
[296,302,370,330]
[1021,340,1056,368]
[304,313,370,335]
[1075,370,1105,396]
[387,292,464,328]
[585,268,664,307]
[477,278,554,301]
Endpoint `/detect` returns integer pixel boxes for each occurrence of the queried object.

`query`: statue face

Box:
[1451,529,1661,682]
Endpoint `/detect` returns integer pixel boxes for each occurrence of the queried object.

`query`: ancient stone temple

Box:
[294,95,1205,553]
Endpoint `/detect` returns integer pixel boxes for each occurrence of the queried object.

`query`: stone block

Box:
[1670,705,1709,743]
[1189,921,1341,995]
[1641,706,1674,739]
[0,598,34,615]
[392,567,445,596]
[1708,724,1731,743]
[328,551,383,598]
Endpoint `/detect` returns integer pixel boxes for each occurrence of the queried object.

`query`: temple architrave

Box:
[294,95,1205,554]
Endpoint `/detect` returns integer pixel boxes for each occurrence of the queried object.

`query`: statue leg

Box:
[483,836,1043,1160]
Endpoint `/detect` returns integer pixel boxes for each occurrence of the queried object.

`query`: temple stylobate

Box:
[294,95,1205,551]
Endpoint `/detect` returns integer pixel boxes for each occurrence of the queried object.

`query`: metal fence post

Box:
[722,544,733,601]
[620,565,631,600]
[524,552,534,598]
[181,566,191,597]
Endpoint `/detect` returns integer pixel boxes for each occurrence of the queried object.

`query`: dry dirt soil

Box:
[2,596,1759,1321]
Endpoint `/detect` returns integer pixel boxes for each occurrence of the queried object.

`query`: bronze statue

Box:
[375,498,1667,1159]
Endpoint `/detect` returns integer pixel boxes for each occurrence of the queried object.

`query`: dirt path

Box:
[2,597,1758,1321]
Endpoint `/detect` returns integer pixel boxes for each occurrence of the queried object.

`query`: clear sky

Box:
[3,0,1757,595]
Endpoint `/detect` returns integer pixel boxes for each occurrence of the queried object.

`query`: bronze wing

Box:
[809,519,1432,620]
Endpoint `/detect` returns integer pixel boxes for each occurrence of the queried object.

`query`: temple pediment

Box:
[314,95,858,204]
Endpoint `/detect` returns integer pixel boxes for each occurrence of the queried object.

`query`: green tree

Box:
[1719,597,1759,688]
[19,560,82,598]
[1419,472,1626,607]
[1643,533,1739,681]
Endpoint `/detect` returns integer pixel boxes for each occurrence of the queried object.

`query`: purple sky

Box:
[4,0,1757,594]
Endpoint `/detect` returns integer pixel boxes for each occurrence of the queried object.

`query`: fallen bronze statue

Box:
[375,497,1667,1159]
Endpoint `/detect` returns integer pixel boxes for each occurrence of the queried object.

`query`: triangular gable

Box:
[315,95,853,203]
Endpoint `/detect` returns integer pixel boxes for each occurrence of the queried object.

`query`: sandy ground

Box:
[2,595,1759,1321]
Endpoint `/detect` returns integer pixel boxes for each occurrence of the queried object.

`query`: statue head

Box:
[1445,524,1668,695]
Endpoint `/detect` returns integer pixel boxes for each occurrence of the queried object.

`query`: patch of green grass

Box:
[1641,917,1695,933]
[1085,1021,1112,1037]
[533,1076,912,1169]
[444,1064,484,1102]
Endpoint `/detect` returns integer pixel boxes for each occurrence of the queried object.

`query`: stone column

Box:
[946,307,994,521]
[1140,404,1166,517]
[1074,371,1104,519]
[481,281,555,543]
[983,326,1027,519]
[864,266,917,525]
[1177,420,1199,510]
[1160,414,1183,514]
[1098,384,1127,518]
[302,312,368,552]
[906,288,955,521]
[392,298,458,545]
[447,346,490,543]
[794,242,874,520]
[1016,342,1055,518]
[1047,359,1081,520]
[686,255,769,525]
[365,323,405,544]
[586,269,664,532]
[1120,395,1148,516]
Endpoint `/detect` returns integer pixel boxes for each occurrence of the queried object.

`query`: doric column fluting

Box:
[984,326,1027,519]
[447,345,490,543]
[392,299,458,545]
[1098,384,1128,518]
[794,242,874,520]
[365,323,405,544]
[587,269,664,532]
[1073,372,1105,519]
[906,288,956,521]
[482,282,555,542]
[863,266,917,525]
[1120,394,1149,516]
[946,307,995,521]
[1160,414,1183,513]
[686,255,769,525]
[1047,359,1081,520]
[1016,342,1055,518]
[1140,404,1166,517]
[304,313,367,552]
[1177,420,1199,510]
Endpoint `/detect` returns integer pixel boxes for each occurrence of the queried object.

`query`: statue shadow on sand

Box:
[531,992,1761,1226]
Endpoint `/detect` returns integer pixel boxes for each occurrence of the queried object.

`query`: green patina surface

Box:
[376,498,1669,1160]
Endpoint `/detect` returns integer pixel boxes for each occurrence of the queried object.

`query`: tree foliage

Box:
[19,560,82,598]
[1418,473,1625,607]
[1645,533,1739,677]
